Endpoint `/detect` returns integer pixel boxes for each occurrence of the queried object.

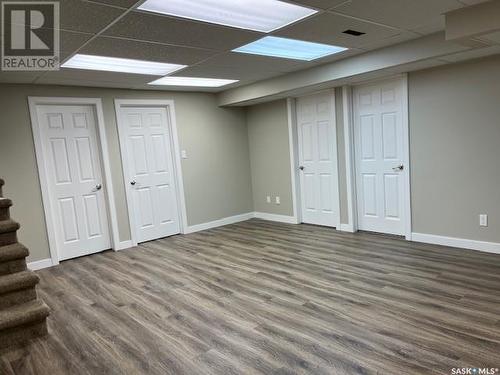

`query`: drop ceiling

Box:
[0,0,496,92]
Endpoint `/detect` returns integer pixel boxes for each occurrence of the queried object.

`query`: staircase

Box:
[0,178,49,350]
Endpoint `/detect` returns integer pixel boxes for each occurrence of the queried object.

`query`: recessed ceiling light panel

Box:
[233,36,347,61]
[137,0,317,33]
[149,76,239,87]
[61,54,186,75]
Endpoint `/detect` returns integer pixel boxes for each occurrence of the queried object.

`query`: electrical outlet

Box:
[479,214,488,227]
[266,196,271,204]
[275,196,280,205]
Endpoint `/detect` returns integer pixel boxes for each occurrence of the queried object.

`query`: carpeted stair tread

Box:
[0,300,50,331]
[0,220,20,234]
[0,179,49,349]
[0,244,29,262]
[0,199,12,208]
[0,271,39,295]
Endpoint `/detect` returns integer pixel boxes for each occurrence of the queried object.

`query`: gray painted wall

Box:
[246,100,293,216]
[245,90,350,224]
[0,84,253,262]
[409,55,500,242]
[245,54,500,242]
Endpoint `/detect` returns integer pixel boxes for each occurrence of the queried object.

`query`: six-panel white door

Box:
[297,92,339,227]
[353,79,406,235]
[36,104,111,261]
[119,106,180,243]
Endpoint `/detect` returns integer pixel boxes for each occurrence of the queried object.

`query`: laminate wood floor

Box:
[2,219,500,374]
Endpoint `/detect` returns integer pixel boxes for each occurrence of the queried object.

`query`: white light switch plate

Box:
[275,196,280,205]
[479,214,488,227]
[266,196,271,203]
[181,150,188,159]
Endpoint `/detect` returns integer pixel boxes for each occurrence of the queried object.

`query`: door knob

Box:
[392,165,404,172]
[299,166,305,171]
[130,180,137,186]
[93,184,102,192]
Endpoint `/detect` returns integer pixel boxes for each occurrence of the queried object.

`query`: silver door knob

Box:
[93,184,102,192]
[392,165,404,172]
[130,180,136,186]
[299,166,305,171]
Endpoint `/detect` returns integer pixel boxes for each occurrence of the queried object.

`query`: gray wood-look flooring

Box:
[1,219,500,374]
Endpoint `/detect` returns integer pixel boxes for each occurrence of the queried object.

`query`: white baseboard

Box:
[253,212,299,224]
[412,233,500,255]
[115,240,133,251]
[184,212,255,234]
[338,223,355,232]
[27,258,53,271]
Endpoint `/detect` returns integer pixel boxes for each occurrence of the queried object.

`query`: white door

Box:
[296,92,340,227]
[36,104,111,261]
[353,78,407,235]
[118,106,180,243]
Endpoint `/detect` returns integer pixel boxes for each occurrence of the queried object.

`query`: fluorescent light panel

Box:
[233,36,348,61]
[61,54,186,75]
[138,0,317,33]
[149,76,238,87]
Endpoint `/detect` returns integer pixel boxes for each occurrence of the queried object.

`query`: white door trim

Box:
[342,85,357,233]
[286,98,300,224]
[114,99,188,247]
[287,90,341,227]
[28,96,120,266]
[346,74,412,239]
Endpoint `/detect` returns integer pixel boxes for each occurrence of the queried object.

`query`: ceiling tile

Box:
[79,36,218,65]
[103,11,262,51]
[457,0,492,4]
[199,52,305,72]
[60,31,94,54]
[86,0,141,8]
[58,0,126,33]
[276,12,401,48]
[304,47,362,66]
[37,68,154,85]
[358,31,421,51]
[331,0,463,31]
[34,78,142,90]
[284,0,348,10]
[170,64,287,81]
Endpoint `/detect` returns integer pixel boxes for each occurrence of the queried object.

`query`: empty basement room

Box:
[1,0,500,373]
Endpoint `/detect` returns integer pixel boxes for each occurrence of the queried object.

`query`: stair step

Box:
[0,300,50,332]
[0,220,19,247]
[0,319,48,350]
[0,287,36,309]
[0,220,19,234]
[0,258,27,276]
[0,271,39,295]
[0,199,11,221]
[0,243,29,263]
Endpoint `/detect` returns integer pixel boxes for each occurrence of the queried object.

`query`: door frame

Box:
[344,74,412,239]
[287,89,341,227]
[114,99,188,247]
[28,96,121,266]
